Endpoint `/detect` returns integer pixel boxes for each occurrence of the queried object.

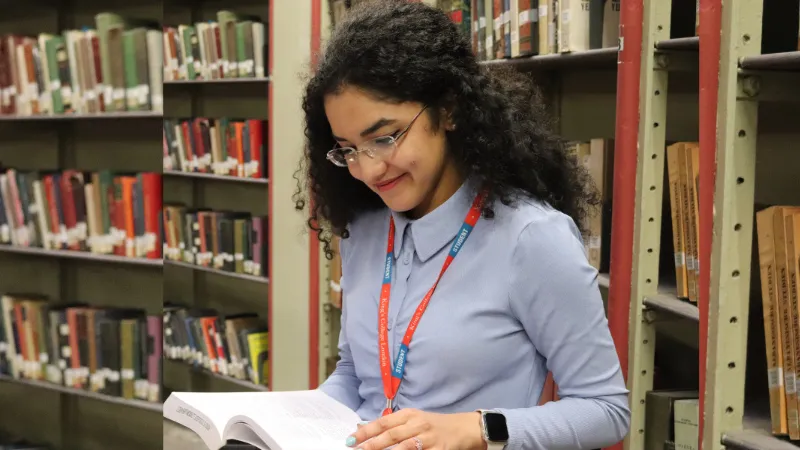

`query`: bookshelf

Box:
[0,0,163,449]
[700,0,800,449]
[160,0,334,409]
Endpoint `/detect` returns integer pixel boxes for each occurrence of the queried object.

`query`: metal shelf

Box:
[656,36,700,51]
[164,171,269,185]
[0,374,162,412]
[722,412,799,449]
[164,359,269,391]
[599,272,610,289]
[740,51,800,72]
[644,290,699,322]
[164,77,270,85]
[0,245,163,267]
[164,259,269,284]
[0,111,162,121]
[480,46,619,71]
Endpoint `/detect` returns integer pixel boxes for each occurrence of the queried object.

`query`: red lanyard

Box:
[379,189,487,416]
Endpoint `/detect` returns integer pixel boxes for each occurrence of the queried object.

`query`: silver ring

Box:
[412,437,423,450]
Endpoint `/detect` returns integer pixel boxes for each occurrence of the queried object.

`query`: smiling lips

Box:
[375,174,406,192]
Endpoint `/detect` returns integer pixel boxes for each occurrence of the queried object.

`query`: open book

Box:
[163,390,362,450]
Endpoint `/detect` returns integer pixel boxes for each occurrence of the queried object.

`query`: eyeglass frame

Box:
[326,105,429,167]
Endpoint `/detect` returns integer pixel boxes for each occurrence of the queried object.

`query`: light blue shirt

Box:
[319,178,630,449]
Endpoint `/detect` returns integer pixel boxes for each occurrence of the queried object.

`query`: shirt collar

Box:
[389,177,480,262]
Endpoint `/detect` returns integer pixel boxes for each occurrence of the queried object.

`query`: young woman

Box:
[296,1,630,449]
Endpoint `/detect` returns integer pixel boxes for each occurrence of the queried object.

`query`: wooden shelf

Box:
[0,245,163,267]
[0,374,162,413]
[740,51,800,71]
[0,112,162,121]
[643,290,699,322]
[164,359,269,392]
[480,47,619,71]
[164,260,269,284]
[164,171,269,185]
[164,77,270,85]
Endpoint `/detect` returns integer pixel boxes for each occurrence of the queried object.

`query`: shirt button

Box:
[403,253,411,265]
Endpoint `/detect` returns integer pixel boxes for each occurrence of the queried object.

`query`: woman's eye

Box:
[373,136,395,146]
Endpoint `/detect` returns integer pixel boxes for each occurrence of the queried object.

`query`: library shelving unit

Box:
[698,0,800,449]
[616,0,800,449]
[0,0,163,449]
[161,0,338,402]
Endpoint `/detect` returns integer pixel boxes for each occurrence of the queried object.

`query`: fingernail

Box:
[345,436,356,447]
[358,420,369,425]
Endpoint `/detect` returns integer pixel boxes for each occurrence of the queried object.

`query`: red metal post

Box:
[698,0,721,448]
[605,0,644,448]
[309,0,323,389]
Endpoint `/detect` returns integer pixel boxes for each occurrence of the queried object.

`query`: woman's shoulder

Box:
[491,195,583,251]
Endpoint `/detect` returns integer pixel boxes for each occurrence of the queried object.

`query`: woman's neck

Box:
[407,161,465,220]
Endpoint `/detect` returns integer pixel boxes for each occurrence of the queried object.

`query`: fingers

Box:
[347,409,420,449]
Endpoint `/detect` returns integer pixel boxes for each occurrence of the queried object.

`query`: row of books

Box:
[665,142,701,303]
[567,138,614,271]
[163,305,269,386]
[163,206,268,278]
[756,205,800,439]
[0,169,163,260]
[461,0,621,60]
[0,12,163,117]
[163,118,266,179]
[164,11,267,82]
[0,294,162,403]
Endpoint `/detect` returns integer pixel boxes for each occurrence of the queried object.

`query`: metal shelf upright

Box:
[611,1,702,448]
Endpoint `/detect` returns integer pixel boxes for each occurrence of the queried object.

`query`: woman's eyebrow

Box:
[332,117,397,142]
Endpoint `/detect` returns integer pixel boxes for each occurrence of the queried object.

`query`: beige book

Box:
[483,0,495,58]
[666,143,689,299]
[510,0,520,57]
[538,0,550,55]
[602,0,620,48]
[548,0,558,54]
[787,212,800,438]
[757,206,788,435]
[583,139,605,269]
[776,206,800,437]
[559,0,590,53]
[674,399,700,450]
[679,143,697,302]
[689,143,701,299]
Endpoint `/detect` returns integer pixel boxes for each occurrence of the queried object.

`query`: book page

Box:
[225,390,360,449]
[164,393,234,449]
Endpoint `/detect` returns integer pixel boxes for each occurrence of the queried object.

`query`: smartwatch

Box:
[478,409,509,449]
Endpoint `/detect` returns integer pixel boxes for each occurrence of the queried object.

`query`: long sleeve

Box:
[318,237,364,412]
[495,212,631,450]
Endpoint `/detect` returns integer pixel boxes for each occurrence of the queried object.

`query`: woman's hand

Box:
[346,409,487,450]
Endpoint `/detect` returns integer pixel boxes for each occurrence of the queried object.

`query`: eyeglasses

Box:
[326,106,428,167]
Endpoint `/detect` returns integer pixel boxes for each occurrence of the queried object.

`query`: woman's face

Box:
[324,85,452,215]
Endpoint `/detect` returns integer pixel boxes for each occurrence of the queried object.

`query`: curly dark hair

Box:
[295,0,600,259]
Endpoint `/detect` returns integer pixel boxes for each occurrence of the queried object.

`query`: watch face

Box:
[484,412,509,441]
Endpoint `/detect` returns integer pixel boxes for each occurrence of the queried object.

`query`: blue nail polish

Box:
[358,420,369,425]
[345,436,356,447]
